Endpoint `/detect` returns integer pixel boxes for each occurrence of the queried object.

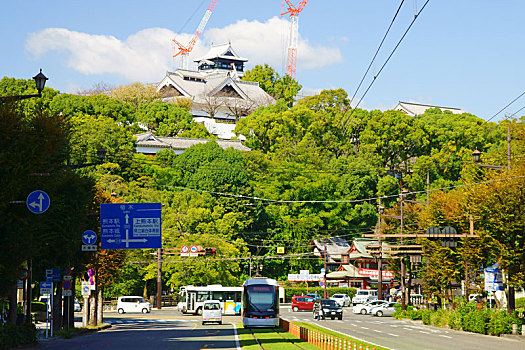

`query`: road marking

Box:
[354,320,362,323]
[388,333,399,337]
[231,323,242,350]
[191,322,197,331]
[419,331,430,334]
[390,325,398,327]
[360,327,369,330]
[439,335,452,338]
[373,330,382,333]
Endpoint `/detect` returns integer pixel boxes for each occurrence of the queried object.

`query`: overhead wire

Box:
[343,0,431,132]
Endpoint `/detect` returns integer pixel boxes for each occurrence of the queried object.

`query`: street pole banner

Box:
[358,268,394,280]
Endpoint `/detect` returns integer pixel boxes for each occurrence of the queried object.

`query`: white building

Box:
[394,101,466,117]
[156,43,275,140]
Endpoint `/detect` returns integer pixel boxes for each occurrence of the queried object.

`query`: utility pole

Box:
[324,246,328,299]
[377,201,383,301]
[400,191,406,311]
[157,248,162,309]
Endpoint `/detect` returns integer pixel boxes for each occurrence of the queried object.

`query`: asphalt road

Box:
[32,307,524,350]
[280,306,525,350]
[35,309,240,350]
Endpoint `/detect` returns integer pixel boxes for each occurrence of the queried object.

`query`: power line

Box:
[486,91,525,122]
[349,0,405,107]
[343,0,431,132]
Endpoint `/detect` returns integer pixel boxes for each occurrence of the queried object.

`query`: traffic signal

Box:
[205,247,216,256]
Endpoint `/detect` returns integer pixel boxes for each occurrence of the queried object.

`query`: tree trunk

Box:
[90,294,96,327]
[54,281,63,332]
[97,286,103,325]
[507,286,515,314]
[8,283,17,324]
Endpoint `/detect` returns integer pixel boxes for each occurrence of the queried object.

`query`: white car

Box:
[370,302,398,317]
[351,289,378,305]
[330,294,351,307]
[117,296,151,314]
[352,300,389,315]
[202,300,222,325]
[74,300,81,312]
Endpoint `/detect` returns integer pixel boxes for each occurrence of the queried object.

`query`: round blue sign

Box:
[26,190,50,214]
[82,230,97,245]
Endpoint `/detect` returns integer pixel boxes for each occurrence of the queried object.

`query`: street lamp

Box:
[472,125,511,171]
[0,69,48,103]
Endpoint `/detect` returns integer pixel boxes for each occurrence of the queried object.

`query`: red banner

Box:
[358,268,394,279]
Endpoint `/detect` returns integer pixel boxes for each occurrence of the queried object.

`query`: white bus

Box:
[178,285,243,315]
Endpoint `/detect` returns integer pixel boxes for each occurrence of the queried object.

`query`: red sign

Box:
[190,245,198,253]
[181,245,189,253]
[63,280,72,290]
[358,268,394,279]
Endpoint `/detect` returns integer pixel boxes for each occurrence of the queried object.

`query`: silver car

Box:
[352,300,389,315]
[330,294,351,307]
[370,302,398,317]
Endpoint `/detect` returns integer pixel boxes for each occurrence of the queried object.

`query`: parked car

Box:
[330,294,351,307]
[352,300,389,315]
[313,299,343,320]
[201,300,222,325]
[370,302,398,317]
[351,289,378,305]
[306,293,320,300]
[291,296,315,311]
[117,296,151,314]
[74,300,81,312]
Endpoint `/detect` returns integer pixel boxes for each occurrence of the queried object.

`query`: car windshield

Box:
[321,300,337,307]
[333,295,343,298]
[204,303,220,310]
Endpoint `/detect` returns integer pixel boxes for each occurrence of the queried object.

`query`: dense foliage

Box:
[1,69,523,326]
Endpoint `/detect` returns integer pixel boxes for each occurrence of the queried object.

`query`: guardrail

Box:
[279,318,378,350]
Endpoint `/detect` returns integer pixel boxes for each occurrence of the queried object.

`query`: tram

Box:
[242,278,280,327]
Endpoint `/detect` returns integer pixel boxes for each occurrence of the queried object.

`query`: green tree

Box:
[242,64,301,106]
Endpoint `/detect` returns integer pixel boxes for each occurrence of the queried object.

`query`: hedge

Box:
[0,322,37,350]
[284,287,356,302]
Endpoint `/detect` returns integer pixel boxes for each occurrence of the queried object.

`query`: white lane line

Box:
[388,333,399,337]
[373,330,382,333]
[354,320,362,323]
[336,321,344,323]
[439,335,452,339]
[403,327,412,331]
[360,327,369,330]
[231,323,242,350]
[419,331,430,334]
[390,325,398,327]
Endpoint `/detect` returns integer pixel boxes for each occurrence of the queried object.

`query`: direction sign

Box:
[82,230,97,245]
[26,190,50,214]
[100,203,162,249]
[40,282,53,295]
[46,269,61,282]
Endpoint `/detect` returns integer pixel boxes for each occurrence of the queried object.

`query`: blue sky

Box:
[1,0,524,121]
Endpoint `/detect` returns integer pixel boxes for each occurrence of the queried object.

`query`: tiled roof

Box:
[135,132,251,152]
[395,101,465,117]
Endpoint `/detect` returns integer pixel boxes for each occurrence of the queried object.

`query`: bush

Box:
[421,309,432,325]
[0,322,37,350]
[488,310,518,336]
[515,297,525,309]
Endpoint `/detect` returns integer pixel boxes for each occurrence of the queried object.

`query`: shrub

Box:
[0,322,37,350]
[448,310,461,330]
[421,309,432,325]
[515,297,525,309]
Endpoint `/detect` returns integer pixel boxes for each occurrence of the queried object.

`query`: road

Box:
[35,309,240,350]
[32,307,524,350]
[280,306,525,350]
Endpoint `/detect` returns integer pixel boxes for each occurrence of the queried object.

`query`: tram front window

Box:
[246,285,275,312]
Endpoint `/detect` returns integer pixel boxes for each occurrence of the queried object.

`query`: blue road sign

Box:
[26,190,50,214]
[101,203,162,249]
[46,269,61,282]
[40,282,53,295]
[82,230,97,245]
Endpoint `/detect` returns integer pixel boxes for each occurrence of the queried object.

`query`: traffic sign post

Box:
[46,269,61,282]
[82,230,97,245]
[189,245,198,257]
[101,203,162,249]
[26,190,50,214]
[40,281,53,295]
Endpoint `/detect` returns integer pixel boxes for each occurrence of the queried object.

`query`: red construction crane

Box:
[281,0,310,79]
[173,0,219,70]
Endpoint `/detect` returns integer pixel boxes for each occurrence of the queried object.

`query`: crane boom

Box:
[281,0,310,79]
[173,0,219,70]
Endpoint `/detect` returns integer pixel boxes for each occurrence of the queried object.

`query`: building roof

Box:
[135,132,251,154]
[326,264,369,280]
[313,237,351,262]
[395,101,466,117]
[193,42,248,63]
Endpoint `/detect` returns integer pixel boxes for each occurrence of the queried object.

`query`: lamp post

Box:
[472,125,511,171]
[0,69,48,103]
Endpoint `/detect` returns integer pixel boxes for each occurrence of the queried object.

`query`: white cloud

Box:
[25,16,342,82]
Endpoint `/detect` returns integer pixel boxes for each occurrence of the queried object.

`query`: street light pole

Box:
[0,69,48,103]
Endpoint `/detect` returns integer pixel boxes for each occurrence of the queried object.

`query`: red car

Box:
[291,296,315,311]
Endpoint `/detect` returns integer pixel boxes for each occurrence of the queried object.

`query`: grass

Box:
[236,323,318,350]
[294,322,390,350]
